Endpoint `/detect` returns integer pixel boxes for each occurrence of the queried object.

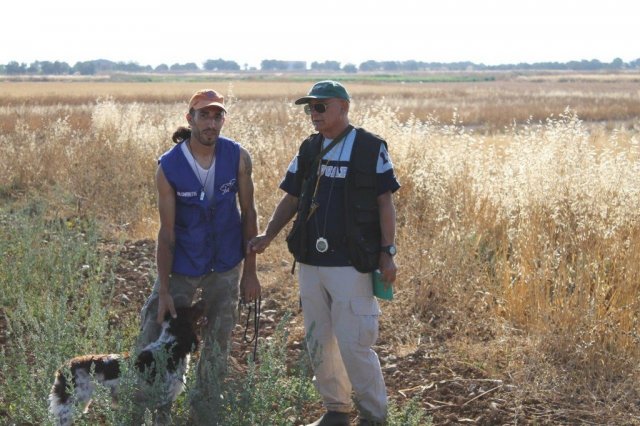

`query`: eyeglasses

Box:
[304,103,330,115]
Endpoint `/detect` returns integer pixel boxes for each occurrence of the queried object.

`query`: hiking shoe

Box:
[306,410,350,426]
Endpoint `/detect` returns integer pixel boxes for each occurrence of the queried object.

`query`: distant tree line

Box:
[1,57,639,75]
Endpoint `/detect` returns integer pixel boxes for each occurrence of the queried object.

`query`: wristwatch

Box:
[381,244,397,256]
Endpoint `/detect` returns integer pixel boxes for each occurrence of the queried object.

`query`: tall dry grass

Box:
[1,80,640,418]
[2,76,640,131]
[0,100,177,233]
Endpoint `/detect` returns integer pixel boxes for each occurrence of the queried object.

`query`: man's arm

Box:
[377,190,397,284]
[156,165,177,322]
[248,192,298,254]
[237,147,261,302]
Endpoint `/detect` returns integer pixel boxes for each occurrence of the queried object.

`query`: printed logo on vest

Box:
[177,191,199,198]
[220,178,237,194]
[380,151,389,165]
[320,165,348,179]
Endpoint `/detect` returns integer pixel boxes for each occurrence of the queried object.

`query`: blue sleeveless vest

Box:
[159,137,243,276]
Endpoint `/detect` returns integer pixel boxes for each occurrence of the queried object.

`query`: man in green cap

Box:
[249,81,400,425]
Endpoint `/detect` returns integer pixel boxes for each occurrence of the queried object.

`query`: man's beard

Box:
[193,128,218,146]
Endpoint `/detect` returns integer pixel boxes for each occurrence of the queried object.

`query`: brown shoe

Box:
[306,411,350,426]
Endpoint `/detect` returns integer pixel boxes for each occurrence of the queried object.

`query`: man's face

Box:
[188,106,225,146]
[307,98,347,135]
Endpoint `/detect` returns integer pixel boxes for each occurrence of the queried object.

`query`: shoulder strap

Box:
[314,125,354,163]
[299,125,354,178]
[351,127,385,173]
[296,133,322,185]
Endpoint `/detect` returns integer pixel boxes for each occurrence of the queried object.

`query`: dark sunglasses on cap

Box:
[304,103,330,115]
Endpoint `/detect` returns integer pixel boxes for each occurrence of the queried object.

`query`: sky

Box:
[2,0,638,69]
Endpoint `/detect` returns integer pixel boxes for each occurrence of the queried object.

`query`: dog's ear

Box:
[135,350,155,374]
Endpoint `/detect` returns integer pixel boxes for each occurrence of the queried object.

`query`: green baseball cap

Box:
[294,80,350,104]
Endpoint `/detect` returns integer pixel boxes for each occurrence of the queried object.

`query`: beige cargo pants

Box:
[299,264,388,422]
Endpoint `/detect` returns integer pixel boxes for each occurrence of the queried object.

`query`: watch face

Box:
[389,245,397,255]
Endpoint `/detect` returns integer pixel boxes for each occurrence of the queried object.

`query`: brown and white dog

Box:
[49,300,206,426]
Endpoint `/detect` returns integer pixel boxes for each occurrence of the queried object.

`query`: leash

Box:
[239,296,261,361]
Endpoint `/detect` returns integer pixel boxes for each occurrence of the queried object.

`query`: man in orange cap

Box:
[135,89,261,424]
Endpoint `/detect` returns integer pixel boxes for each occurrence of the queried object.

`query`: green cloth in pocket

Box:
[372,270,393,300]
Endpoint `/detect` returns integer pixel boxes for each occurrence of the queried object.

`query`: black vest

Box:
[286,127,385,273]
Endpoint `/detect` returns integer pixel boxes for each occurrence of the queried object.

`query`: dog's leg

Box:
[49,370,76,426]
[72,369,95,414]
[54,405,73,426]
[49,394,73,426]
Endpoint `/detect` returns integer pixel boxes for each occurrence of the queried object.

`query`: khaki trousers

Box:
[299,264,388,421]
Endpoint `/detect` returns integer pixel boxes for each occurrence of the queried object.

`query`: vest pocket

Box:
[286,217,305,258]
[347,234,379,273]
[355,208,378,224]
[353,170,375,187]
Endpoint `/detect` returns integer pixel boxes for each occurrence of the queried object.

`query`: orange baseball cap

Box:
[188,89,227,112]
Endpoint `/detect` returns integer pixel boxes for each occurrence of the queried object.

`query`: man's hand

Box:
[156,291,177,324]
[240,272,261,303]
[247,193,298,255]
[378,253,397,288]
[247,234,273,254]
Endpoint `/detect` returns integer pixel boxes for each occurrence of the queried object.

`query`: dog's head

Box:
[168,298,207,324]
[136,300,208,376]
[164,299,207,347]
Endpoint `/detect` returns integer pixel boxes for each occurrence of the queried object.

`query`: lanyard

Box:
[306,125,353,221]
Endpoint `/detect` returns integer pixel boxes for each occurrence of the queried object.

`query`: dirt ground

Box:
[108,239,582,426]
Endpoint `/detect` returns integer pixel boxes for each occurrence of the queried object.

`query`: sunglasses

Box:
[304,103,330,115]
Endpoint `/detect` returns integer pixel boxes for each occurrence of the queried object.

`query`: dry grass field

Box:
[1,73,640,424]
